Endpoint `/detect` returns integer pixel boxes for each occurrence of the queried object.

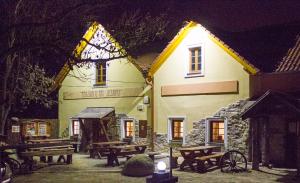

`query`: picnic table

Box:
[26,138,71,144]
[107,144,148,166]
[178,145,221,171]
[90,141,127,158]
[19,143,74,173]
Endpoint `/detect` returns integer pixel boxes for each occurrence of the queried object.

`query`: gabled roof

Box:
[275,34,300,72]
[148,21,259,77]
[51,22,144,91]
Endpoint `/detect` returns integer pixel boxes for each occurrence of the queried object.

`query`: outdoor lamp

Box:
[157,161,167,172]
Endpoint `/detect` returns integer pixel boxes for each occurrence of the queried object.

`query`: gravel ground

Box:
[12,153,300,183]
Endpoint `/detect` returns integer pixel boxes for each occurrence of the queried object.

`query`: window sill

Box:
[93,84,107,88]
[169,139,183,146]
[185,72,204,78]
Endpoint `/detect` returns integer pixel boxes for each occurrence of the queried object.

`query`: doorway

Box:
[285,120,299,168]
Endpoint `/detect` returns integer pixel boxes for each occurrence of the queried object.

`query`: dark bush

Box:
[122,154,154,177]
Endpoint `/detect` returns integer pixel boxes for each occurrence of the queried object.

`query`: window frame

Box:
[167,116,186,144]
[124,120,134,138]
[120,118,136,141]
[72,120,80,135]
[206,118,227,147]
[186,44,204,78]
[171,119,184,140]
[95,62,107,86]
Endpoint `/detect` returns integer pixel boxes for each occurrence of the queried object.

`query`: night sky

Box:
[3,0,300,118]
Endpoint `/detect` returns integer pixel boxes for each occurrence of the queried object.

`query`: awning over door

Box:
[72,107,114,119]
[241,90,300,119]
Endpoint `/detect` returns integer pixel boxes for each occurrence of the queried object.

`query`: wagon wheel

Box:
[220,150,247,173]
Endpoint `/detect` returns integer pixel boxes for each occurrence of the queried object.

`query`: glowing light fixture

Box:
[157,161,167,172]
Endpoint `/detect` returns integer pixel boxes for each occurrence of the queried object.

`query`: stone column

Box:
[252,118,260,170]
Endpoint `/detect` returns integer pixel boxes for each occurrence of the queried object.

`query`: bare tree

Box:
[0,0,168,135]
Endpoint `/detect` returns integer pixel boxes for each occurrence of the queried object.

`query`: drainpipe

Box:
[146,76,154,151]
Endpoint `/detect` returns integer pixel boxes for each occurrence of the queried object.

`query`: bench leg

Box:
[66,155,72,164]
[196,160,206,173]
[57,155,66,163]
[40,156,47,163]
[48,156,53,163]
[21,157,34,174]
[90,149,95,158]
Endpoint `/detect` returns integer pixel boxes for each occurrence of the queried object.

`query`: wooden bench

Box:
[195,152,224,172]
[20,145,74,172]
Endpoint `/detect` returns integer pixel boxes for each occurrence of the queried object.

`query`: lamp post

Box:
[146,146,178,183]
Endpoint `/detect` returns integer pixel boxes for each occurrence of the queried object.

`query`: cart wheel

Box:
[220,150,247,173]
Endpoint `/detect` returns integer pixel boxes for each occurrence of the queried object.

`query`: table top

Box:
[92,141,127,146]
[178,145,218,152]
[27,138,71,143]
[110,144,148,150]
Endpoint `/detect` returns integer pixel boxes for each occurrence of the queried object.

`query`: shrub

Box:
[122,154,154,177]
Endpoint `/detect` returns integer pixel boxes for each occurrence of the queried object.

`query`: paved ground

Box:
[12,154,300,183]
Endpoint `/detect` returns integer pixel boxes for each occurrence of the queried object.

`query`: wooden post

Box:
[252,118,260,170]
[248,119,252,162]
[261,118,270,167]
[297,130,300,176]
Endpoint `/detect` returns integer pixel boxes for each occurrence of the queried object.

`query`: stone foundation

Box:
[154,133,169,152]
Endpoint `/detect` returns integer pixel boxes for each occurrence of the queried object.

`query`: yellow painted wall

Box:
[153,25,250,134]
[58,58,148,135]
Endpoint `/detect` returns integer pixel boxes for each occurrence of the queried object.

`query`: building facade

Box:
[54,22,153,147]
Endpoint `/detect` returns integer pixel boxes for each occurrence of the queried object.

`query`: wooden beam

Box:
[261,118,270,167]
[161,81,238,96]
[99,120,109,142]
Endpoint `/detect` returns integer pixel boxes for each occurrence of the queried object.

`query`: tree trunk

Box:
[252,118,260,170]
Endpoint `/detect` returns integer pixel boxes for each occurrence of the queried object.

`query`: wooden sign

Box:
[161,80,238,96]
[12,125,20,133]
[63,87,144,100]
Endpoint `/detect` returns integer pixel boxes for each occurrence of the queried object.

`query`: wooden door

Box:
[285,120,299,168]
[139,120,147,138]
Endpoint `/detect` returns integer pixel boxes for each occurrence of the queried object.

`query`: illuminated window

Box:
[95,62,106,85]
[172,119,183,140]
[188,47,203,74]
[124,120,134,138]
[210,120,224,143]
[73,120,80,135]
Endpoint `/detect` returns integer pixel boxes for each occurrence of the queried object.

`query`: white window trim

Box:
[205,117,228,148]
[120,117,136,142]
[185,43,205,78]
[68,118,82,137]
[167,116,187,145]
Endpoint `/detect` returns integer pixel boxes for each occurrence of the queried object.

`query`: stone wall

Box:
[115,115,150,145]
[185,100,250,154]
[154,100,250,155]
